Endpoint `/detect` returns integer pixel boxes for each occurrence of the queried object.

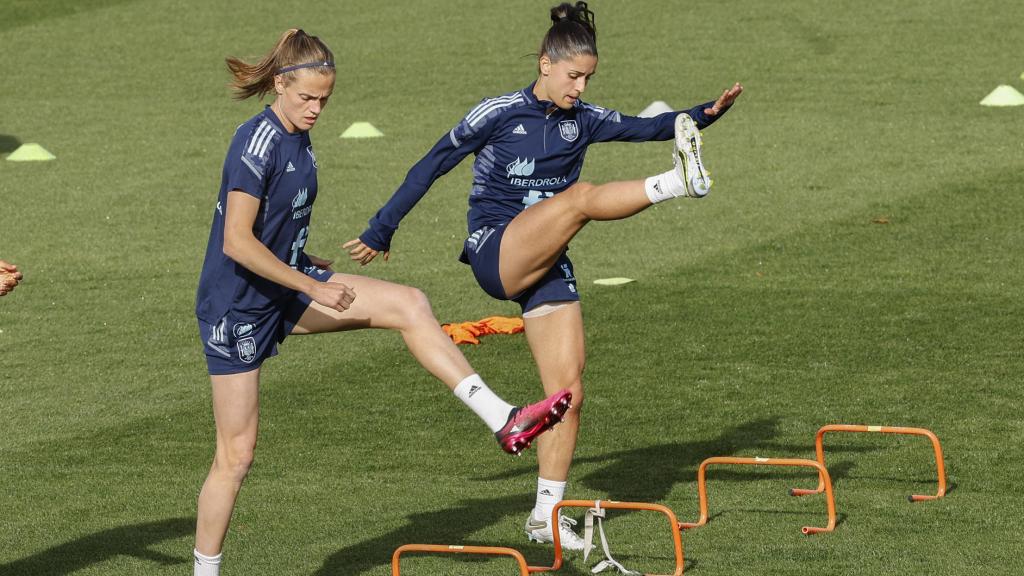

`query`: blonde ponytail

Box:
[226,29,335,100]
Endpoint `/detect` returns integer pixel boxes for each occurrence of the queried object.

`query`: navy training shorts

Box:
[461,224,579,313]
[198,261,333,375]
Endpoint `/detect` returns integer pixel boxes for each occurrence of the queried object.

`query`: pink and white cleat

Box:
[495,389,572,455]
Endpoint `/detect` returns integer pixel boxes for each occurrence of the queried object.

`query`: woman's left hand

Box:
[704,82,744,116]
[306,253,335,272]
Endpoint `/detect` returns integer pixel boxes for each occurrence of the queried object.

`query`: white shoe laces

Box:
[556,515,586,549]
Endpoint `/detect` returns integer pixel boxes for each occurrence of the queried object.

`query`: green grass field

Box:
[2,0,1023,574]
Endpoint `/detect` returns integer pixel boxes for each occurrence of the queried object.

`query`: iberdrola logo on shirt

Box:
[506,157,535,178]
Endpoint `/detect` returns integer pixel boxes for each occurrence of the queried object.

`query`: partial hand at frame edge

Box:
[0,260,23,296]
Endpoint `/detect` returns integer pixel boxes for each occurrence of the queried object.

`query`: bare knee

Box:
[395,286,436,327]
[567,181,597,210]
[214,442,256,483]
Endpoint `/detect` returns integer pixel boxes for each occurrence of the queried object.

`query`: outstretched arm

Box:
[589,82,744,143]
[346,107,499,264]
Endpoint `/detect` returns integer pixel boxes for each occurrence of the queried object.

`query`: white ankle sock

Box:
[644,169,685,204]
[453,374,515,432]
[533,477,567,523]
[194,549,222,576]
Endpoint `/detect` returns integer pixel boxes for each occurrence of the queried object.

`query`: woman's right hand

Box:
[342,238,389,266]
[308,280,356,312]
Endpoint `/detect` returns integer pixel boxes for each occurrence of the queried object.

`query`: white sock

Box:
[194,549,222,576]
[644,169,685,204]
[532,477,567,524]
[453,374,515,433]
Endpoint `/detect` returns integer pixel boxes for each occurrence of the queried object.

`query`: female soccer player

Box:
[0,260,22,296]
[345,3,742,549]
[193,29,571,575]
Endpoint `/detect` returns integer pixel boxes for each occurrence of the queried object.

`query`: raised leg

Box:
[291,273,474,389]
[499,180,651,297]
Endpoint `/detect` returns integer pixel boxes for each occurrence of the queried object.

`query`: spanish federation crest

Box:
[558,120,579,142]
[237,337,257,363]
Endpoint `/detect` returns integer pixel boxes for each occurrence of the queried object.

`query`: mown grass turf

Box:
[1,0,1022,574]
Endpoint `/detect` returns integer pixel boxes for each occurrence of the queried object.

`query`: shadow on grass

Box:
[315,494,538,576]
[0,0,144,33]
[477,418,833,502]
[315,491,704,576]
[0,134,22,154]
[317,418,807,575]
[0,517,192,575]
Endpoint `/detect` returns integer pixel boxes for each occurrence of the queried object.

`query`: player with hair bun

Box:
[346,2,743,549]
[192,29,571,576]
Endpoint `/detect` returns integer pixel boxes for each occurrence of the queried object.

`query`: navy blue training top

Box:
[359,82,725,252]
[196,106,320,323]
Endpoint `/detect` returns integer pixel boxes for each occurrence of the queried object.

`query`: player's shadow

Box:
[315,494,540,576]
[478,417,866,503]
[0,134,22,154]
[316,418,867,575]
[0,517,193,575]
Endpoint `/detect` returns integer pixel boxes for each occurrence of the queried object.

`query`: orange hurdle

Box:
[392,544,529,576]
[790,424,947,502]
[680,456,836,535]
[529,499,685,575]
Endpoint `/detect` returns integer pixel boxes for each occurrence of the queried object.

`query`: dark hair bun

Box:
[549,2,596,38]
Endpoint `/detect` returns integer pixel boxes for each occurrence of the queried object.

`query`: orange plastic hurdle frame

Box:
[680,456,836,535]
[789,424,947,502]
[529,499,685,575]
[392,544,530,576]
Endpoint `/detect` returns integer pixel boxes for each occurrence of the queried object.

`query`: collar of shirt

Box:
[262,105,304,139]
[521,81,582,118]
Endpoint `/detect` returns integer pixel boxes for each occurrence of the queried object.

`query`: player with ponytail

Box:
[347,3,743,549]
[192,29,571,575]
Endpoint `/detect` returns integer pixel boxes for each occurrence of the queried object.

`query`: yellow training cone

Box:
[6,143,56,161]
[340,122,384,138]
[980,85,1024,107]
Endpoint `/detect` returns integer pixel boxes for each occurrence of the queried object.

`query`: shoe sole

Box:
[501,393,572,455]
[675,114,710,198]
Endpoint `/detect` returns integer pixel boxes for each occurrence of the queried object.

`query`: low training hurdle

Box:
[531,499,685,576]
[680,456,836,535]
[789,424,947,502]
[392,544,529,576]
